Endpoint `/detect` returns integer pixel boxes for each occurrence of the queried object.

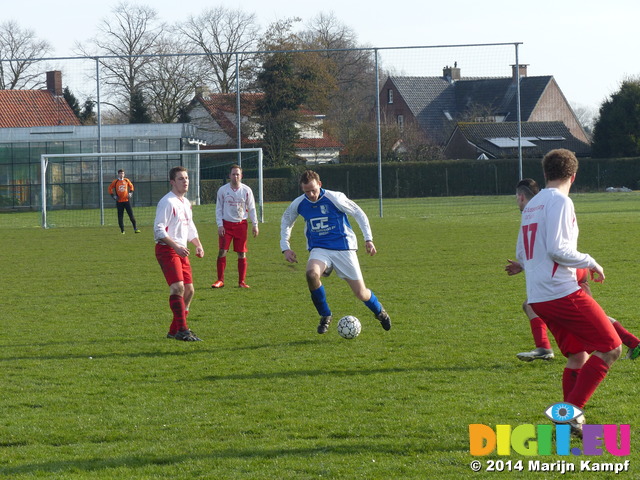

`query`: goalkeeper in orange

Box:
[108,169,140,234]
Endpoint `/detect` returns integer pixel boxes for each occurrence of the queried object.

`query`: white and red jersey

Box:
[216,183,257,226]
[154,191,199,248]
[516,187,597,303]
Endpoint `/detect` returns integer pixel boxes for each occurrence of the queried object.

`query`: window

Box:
[387,89,393,104]
[397,115,404,130]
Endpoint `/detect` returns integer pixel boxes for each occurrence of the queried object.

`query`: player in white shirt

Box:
[507,178,640,363]
[211,165,259,289]
[515,149,621,436]
[154,166,205,341]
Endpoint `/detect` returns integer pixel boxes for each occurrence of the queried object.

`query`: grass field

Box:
[1,194,640,479]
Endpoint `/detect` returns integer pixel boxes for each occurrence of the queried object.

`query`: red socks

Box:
[169,294,187,332]
[238,257,247,284]
[217,256,249,285]
[530,317,551,349]
[562,368,581,401]
[612,320,640,349]
[217,257,226,282]
[566,355,609,409]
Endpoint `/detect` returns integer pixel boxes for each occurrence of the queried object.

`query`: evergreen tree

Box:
[63,86,81,118]
[256,52,304,166]
[592,78,640,158]
[79,100,97,125]
[177,104,191,123]
[129,87,152,124]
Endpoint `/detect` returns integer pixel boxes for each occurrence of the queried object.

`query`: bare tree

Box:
[300,13,376,143]
[142,31,205,123]
[0,20,52,90]
[571,101,597,137]
[77,2,164,122]
[179,7,260,93]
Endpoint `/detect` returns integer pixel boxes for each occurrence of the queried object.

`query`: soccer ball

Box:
[337,315,361,339]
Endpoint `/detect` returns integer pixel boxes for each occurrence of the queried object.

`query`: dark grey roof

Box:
[454,76,553,120]
[389,75,554,142]
[449,121,591,158]
[388,76,455,143]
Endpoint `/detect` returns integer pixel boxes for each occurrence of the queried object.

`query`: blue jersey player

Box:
[280,170,391,334]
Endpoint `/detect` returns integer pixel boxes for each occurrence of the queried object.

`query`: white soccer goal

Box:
[40,147,263,228]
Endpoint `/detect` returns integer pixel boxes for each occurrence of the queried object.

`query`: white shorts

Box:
[309,248,363,281]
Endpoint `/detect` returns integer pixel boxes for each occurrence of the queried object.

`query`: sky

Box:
[5,0,640,113]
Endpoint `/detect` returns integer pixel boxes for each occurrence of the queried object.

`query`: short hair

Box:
[299,170,320,185]
[230,164,242,173]
[169,166,187,181]
[118,169,124,174]
[542,149,578,181]
[516,178,539,200]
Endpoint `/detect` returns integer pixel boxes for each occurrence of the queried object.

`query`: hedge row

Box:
[200,157,640,203]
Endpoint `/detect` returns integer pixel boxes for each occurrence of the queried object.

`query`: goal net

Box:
[40,148,263,228]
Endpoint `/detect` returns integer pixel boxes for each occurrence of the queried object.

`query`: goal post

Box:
[40,147,263,229]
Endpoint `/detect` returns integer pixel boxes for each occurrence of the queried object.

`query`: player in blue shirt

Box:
[280,170,391,334]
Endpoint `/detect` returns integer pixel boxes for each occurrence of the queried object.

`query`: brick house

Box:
[188,91,343,164]
[379,65,590,155]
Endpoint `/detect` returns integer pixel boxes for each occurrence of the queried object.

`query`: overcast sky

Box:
[5,0,639,112]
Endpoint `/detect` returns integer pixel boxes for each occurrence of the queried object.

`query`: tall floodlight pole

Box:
[515,43,523,180]
[236,53,242,167]
[374,49,383,218]
[96,58,105,225]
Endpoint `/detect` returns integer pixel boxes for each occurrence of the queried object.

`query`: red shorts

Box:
[155,243,192,285]
[544,320,592,357]
[530,289,620,354]
[219,219,248,253]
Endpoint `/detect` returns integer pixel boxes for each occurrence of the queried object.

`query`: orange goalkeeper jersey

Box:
[108,178,134,202]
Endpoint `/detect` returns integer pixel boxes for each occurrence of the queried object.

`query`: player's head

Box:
[300,170,322,202]
[169,166,187,181]
[229,164,243,186]
[117,169,125,179]
[169,166,189,194]
[542,149,578,182]
[515,178,539,211]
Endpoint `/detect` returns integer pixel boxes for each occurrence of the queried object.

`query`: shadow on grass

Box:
[0,339,322,362]
[0,443,452,477]
[0,349,205,362]
[204,364,509,382]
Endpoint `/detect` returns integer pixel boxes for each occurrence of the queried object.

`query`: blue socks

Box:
[310,285,331,316]
[311,286,381,317]
[364,290,382,315]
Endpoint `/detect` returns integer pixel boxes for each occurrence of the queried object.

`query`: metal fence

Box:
[1,43,525,216]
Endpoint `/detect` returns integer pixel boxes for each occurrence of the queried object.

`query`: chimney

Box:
[46,71,63,96]
[443,64,461,83]
[511,64,528,81]
[195,85,211,99]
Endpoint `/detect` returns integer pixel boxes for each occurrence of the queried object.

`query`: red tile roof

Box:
[0,90,81,128]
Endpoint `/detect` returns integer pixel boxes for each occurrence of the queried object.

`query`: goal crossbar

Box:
[40,148,263,229]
